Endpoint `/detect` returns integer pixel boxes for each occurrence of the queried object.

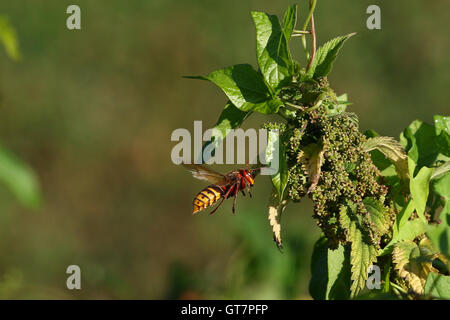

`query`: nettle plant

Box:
[187,3,449,299]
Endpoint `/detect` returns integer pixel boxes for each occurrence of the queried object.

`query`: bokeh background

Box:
[0,0,448,299]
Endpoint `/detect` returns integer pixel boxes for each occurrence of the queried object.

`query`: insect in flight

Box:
[183,164,261,215]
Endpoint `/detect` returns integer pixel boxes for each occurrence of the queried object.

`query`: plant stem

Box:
[277,107,297,120]
[303,92,325,113]
[301,0,317,62]
[306,3,317,71]
[292,30,311,35]
[390,282,408,295]
[301,35,310,61]
[283,101,304,110]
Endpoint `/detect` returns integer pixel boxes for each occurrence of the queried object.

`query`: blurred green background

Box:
[0,0,448,299]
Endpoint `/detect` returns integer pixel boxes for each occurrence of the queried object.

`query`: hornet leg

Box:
[232,182,239,214]
[209,197,225,215]
[210,186,234,215]
[243,178,252,198]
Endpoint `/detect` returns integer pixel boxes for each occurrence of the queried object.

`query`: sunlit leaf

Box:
[381,218,427,256]
[306,33,356,79]
[251,11,292,92]
[282,4,297,45]
[399,118,449,223]
[0,16,21,61]
[393,199,415,237]
[409,163,434,222]
[400,119,449,174]
[185,64,274,113]
[0,146,41,208]
[425,272,450,299]
[250,98,284,114]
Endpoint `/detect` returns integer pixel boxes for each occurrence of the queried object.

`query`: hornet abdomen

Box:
[192,185,224,214]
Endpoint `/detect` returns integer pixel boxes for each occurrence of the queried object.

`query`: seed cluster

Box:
[265,80,395,249]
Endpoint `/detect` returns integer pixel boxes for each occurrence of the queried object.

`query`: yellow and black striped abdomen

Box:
[192,185,223,214]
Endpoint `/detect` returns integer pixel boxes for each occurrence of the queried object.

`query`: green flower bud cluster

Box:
[268,82,395,249]
[317,77,329,89]
[279,86,304,107]
[261,121,286,133]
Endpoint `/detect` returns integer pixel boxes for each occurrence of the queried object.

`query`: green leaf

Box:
[400,119,449,174]
[427,209,449,259]
[394,199,415,237]
[400,117,450,224]
[382,259,392,293]
[425,273,450,299]
[251,98,284,114]
[0,146,41,208]
[364,130,399,180]
[369,151,395,174]
[434,115,450,135]
[410,164,434,222]
[185,64,273,113]
[340,204,378,297]
[363,197,391,236]
[364,129,379,139]
[326,93,352,116]
[266,130,289,200]
[309,236,351,300]
[362,136,406,163]
[0,16,21,61]
[427,172,450,258]
[337,93,350,106]
[202,102,250,161]
[309,237,329,300]
[381,218,428,255]
[431,161,450,180]
[434,115,450,156]
[431,170,450,200]
[251,11,292,92]
[306,33,356,79]
[362,136,408,181]
[349,224,378,298]
[282,4,297,45]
